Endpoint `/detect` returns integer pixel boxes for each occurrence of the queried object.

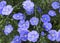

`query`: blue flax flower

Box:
[41,14,50,22]
[17,20,28,33]
[30,17,39,26]
[17,28,23,33]
[11,35,21,43]
[0,1,6,14]
[48,10,56,16]
[13,13,25,20]
[43,22,52,31]
[17,27,28,34]
[4,24,13,35]
[18,20,25,24]
[36,6,42,13]
[20,30,29,41]
[2,5,13,15]
[22,0,34,15]
[41,31,45,36]
[26,8,34,15]
[18,20,29,29]
[28,30,39,42]
[56,30,60,42]
[51,1,60,9]
[47,30,58,41]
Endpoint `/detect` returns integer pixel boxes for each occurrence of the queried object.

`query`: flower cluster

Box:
[47,30,60,42]
[40,1,60,42]
[1,0,60,43]
[11,0,39,43]
[0,1,13,15]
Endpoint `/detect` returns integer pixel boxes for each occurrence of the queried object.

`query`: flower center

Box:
[52,34,54,36]
[32,35,34,38]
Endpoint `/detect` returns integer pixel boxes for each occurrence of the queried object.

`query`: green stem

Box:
[35,5,37,17]
[34,5,39,31]
[13,2,22,9]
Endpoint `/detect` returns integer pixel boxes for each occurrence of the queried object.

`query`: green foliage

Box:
[0,0,60,43]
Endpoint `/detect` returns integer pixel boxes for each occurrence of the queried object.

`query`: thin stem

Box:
[35,5,37,17]
[34,5,39,31]
[13,2,22,9]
